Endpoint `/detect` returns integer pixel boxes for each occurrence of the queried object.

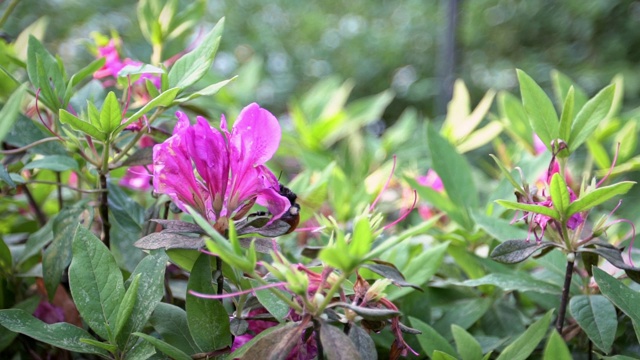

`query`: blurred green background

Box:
[3,0,640,121]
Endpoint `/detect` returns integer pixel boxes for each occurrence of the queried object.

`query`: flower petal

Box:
[230,103,281,167]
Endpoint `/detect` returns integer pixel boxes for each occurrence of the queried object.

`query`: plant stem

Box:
[216,256,224,297]
[56,172,63,211]
[317,271,349,315]
[249,272,303,313]
[21,184,46,226]
[313,319,324,359]
[0,137,60,154]
[110,108,164,165]
[0,0,20,28]
[99,142,111,248]
[556,256,575,333]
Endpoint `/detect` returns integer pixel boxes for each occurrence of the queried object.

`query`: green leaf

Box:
[320,322,362,360]
[410,316,457,358]
[0,309,109,355]
[0,238,11,273]
[0,165,16,188]
[186,253,230,351]
[549,173,570,216]
[0,83,27,143]
[116,251,169,351]
[149,302,200,354]
[23,155,78,172]
[433,351,459,360]
[233,322,303,360]
[542,330,572,360]
[386,242,449,300]
[490,240,559,264]
[567,181,635,216]
[173,76,237,103]
[433,298,493,340]
[100,91,122,134]
[489,154,525,194]
[516,69,558,152]
[459,273,561,294]
[115,87,180,134]
[426,124,477,229]
[115,274,141,340]
[80,338,117,353]
[452,324,483,360]
[27,36,65,109]
[59,109,106,141]
[472,211,529,243]
[250,279,290,322]
[168,17,224,89]
[42,205,89,300]
[594,267,640,325]
[498,91,534,152]
[569,295,616,353]
[133,332,192,360]
[68,225,125,340]
[496,309,553,360]
[0,297,39,351]
[64,57,106,104]
[569,84,615,152]
[495,200,560,220]
[558,86,574,146]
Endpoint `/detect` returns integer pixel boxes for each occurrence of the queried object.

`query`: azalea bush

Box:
[2,1,640,360]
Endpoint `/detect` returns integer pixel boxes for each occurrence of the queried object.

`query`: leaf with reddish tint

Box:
[490,240,559,264]
[319,322,362,360]
[348,326,377,360]
[239,322,305,360]
[362,260,422,291]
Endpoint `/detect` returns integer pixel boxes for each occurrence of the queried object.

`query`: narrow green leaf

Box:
[59,109,106,141]
[63,57,106,104]
[459,273,561,294]
[498,91,534,152]
[23,155,78,172]
[68,225,125,340]
[426,124,477,229]
[186,253,231,351]
[100,91,122,134]
[149,302,200,354]
[173,77,237,103]
[168,18,224,89]
[0,165,16,188]
[489,154,525,194]
[567,181,635,216]
[569,295,616,353]
[115,274,141,339]
[386,242,449,300]
[594,267,640,325]
[516,69,558,152]
[433,351,459,360]
[558,86,574,145]
[410,316,457,358]
[452,324,483,360]
[495,200,560,220]
[0,309,109,355]
[133,332,192,360]
[569,84,615,152]
[87,101,101,129]
[0,83,27,143]
[115,87,180,134]
[496,309,553,360]
[116,250,168,351]
[0,238,11,273]
[79,338,117,353]
[320,322,362,360]
[542,330,572,360]
[42,205,88,300]
[551,69,588,110]
[549,173,570,217]
[27,36,66,106]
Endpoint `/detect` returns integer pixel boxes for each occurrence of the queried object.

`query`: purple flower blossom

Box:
[416,169,444,193]
[120,136,155,191]
[533,133,546,155]
[153,103,291,232]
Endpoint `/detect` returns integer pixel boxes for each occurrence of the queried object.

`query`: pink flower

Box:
[120,136,155,191]
[94,40,161,89]
[416,169,444,193]
[533,133,546,155]
[153,103,291,232]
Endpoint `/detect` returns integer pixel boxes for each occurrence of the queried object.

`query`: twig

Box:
[25,180,106,194]
[0,137,61,154]
[556,256,575,333]
[21,184,46,226]
[313,319,324,360]
[56,172,63,211]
